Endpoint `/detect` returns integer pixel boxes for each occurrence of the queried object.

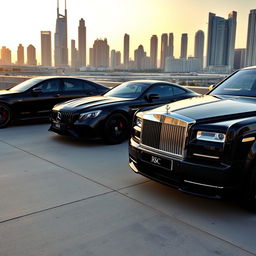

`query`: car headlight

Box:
[79,110,102,121]
[135,117,142,127]
[197,131,226,143]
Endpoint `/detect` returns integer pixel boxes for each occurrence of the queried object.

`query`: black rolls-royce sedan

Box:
[129,66,256,208]
[49,80,198,144]
[0,76,108,128]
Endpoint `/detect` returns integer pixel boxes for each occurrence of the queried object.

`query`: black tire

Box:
[103,113,129,144]
[0,104,12,128]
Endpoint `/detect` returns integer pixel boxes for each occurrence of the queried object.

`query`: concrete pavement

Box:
[0,123,255,256]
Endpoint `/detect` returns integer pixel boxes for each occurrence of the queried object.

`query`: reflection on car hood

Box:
[0,90,17,96]
[53,96,131,111]
[148,95,256,122]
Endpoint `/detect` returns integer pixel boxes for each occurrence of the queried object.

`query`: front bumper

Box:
[129,138,240,198]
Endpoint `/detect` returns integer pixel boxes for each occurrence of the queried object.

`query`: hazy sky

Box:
[0,0,255,63]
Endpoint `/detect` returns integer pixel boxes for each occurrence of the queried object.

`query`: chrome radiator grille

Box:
[141,117,188,157]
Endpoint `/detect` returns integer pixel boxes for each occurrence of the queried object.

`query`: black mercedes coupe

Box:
[49,80,198,144]
[0,76,108,128]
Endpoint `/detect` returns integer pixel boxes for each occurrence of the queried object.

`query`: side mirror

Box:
[32,87,43,96]
[145,93,160,102]
[208,84,216,91]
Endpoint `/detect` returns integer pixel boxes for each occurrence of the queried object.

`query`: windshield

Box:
[104,81,149,98]
[9,77,45,92]
[210,69,256,97]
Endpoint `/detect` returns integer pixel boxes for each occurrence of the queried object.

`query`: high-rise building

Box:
[160,33,168,70]
[206,11,237,70]
[246,9,256,66]
[41,31,52,66]
[150,35,158,69]
[17,44,24,65]
[0,46,12,65]
[110,50,121,69]
[78,18,86,67]
[54,0,68,67]
[89,48,94,66]
[27,45,37,65]
[194,30,204,70]
[134,45,147,70]
[90,39,109,67]
[180,33,188,59]
[71,39,78,69]
[234,48,246,69]
[168,33,174,58]
[116,51,121,67]
[123,34,130,67]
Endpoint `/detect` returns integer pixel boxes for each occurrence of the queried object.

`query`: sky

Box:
[0,0,255,64]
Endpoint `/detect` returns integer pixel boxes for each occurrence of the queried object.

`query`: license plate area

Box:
[141,152,173,171]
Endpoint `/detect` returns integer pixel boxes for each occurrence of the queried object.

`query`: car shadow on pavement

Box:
[49,133,129,148]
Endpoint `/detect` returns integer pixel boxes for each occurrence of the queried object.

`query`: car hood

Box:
[53,96,131,111]
[148,95,256,122]
[0,90,16,96]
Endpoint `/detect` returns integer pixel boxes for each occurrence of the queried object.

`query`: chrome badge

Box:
[57,112,62,122]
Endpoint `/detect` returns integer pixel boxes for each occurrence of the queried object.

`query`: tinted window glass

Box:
[35,79,60,93]
[211,69,256,97]
[173,86,186,95]
[105,81,148,98]
[63,79,83,91]
[63,79,96,92]
[81,81,97,91]
[146,85,174,97]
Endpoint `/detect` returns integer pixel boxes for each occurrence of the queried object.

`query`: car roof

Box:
[242,66,256,70]
[126,80,181,86]
[30,76,94,81]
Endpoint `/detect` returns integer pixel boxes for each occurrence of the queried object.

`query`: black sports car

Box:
[0,76,108,128]
[49,80,199,144]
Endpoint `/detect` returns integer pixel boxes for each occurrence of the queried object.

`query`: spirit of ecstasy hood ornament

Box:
[166,104,171,114]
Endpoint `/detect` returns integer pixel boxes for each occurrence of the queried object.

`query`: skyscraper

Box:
[54,0,68,67]
[78,18,86,67]
[90,39,109,67]
[0,46,12,65]
[71,39,78,69]
[246,9,256,66]
[27,45,37,65]
[123,34,130,68]
[160,33,168,70]
[134,45,146,70]
[180,33,188,59]
[41,31,52,66]
[111,50,121,69]
[234,48,246,69]
[168,33,174,58]
[150,35,158,69]
[17,44,24,65]
[194,30,204,70]
[206,11,237,69]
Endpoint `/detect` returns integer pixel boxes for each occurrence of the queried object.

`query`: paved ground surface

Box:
[0,123,255,256]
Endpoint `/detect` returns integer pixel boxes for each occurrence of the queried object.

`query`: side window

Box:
[146,85,174,98]
[35,79,60,93]
[63,79,97,92]
[172,86,186,95]
[81,81,97,92]
[63,79,84,91]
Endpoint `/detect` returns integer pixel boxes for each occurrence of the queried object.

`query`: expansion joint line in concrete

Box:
[0,139,255,256]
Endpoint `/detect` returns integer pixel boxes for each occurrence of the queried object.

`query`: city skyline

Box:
[0,0,255,64]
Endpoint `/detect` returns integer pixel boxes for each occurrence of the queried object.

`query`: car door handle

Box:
[55,93,61,97]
